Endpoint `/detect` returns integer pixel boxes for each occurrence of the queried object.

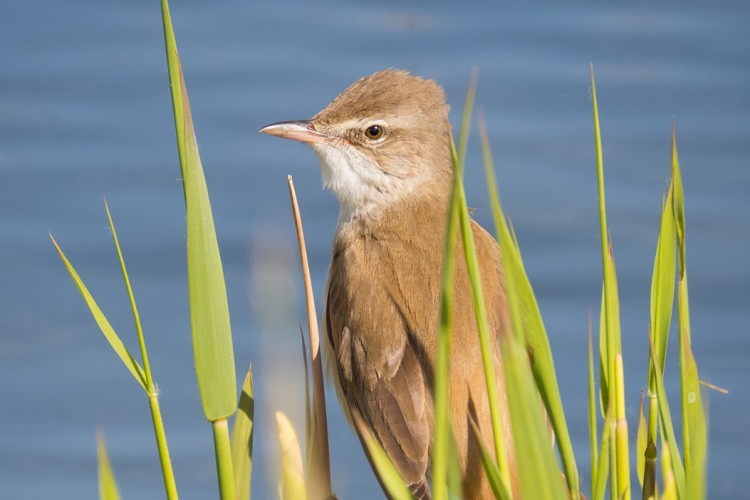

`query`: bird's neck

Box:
[334,184,452,248]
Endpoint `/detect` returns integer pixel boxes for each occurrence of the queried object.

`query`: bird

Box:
[260,69,514,499]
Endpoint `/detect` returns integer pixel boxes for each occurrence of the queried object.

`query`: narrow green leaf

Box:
[648,190,677,380]
[644,181,677,500]
[50,234,146,390]
[231,367,255,500]
[671,129,686,273]
[591,64,631,500]
[456,67,478,167]
[352,410,413,500]
[104,199,154,389]
[454,109,506,475]
[614,354,631,500]
[102,201,180,500]
[492,164,565,499]
[647,331,686,499]
[97,431,121,500]
[160,0,236,421]
[598,286,609,416]
[636,394,647,488]
[432,135,462,500]
[682,329,707,500]
[591,406,612,500]
[276,412,307,500]
[500,331,567,500]
[670,133,709,500]
[469,420,512,500]
[478,110,580,498]
[587,317,598,494]
[661,441,677,500]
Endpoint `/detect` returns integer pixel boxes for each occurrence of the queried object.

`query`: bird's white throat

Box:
[313,142,412,223]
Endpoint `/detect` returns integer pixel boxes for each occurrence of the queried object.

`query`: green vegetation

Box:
[51,1,715,499]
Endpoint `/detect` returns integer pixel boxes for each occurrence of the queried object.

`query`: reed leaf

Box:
[160,0,237,422]
[645,183,677,498]
[452,76,507,473]
[646,331,686,498]
[636,394,647,488]
[661,442,677,500]
[591,406,612,500]
[103,200,179,498]
[485,130,565,500]
[431,115,463,500]
[231,367,255,500]
[478,111,579,497]
[469,420,512,500]
[614,354,631,499]
[649,190,676,380]
[50,235,146,390]
[671,131,708,500]
[351,410,413,500]
[587,319,598,494]
[276,412,307,500]
[498,325,566,500]
[97,431,121,500]
[591,64,630,500]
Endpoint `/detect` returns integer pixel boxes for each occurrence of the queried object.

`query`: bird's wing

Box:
[326,283,432,497]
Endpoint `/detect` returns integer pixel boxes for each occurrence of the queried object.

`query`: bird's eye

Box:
[364,124,385,141]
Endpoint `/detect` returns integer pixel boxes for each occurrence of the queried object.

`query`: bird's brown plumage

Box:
[325,190,513,499]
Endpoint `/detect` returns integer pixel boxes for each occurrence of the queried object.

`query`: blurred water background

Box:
[1,1,748,498]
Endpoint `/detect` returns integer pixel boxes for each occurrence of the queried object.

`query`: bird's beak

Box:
[259,120,334,145]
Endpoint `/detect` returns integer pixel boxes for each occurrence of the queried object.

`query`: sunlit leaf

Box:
[469,420,512,500]
[276,412,306,500]
[352,410,413,500]
[231,367,254,500]
[50,235,146,390]
[636,394,647,487]
[478,108,579,498]
[161,0,236,422]
[97,430,121,500]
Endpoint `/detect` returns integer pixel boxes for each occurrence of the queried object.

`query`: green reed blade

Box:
[452,79,506,474]
[649,190,676,381]
[51,234,146,390]
[276,412,307,500]
[103,199,154,389]
[591,406,612,500]
[352,409,413,500]
[160,0,236,422]
[591,64,631,500]
[636,394,647,488]
[432,126,462,500]
[587,318,598,494]
[670,130,708,500]
[646,330,686,498]
[469,419,512,500]
[231,367,255,500]
[97,430,121,500]
[478,111,579,497]
[499,328,567,500]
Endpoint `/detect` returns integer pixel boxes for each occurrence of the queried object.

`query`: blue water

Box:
[1,1,747,498]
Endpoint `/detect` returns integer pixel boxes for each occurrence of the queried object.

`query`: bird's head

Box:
[261,69,452,220]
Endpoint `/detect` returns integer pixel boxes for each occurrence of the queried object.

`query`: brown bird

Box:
[261,69,514,499]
